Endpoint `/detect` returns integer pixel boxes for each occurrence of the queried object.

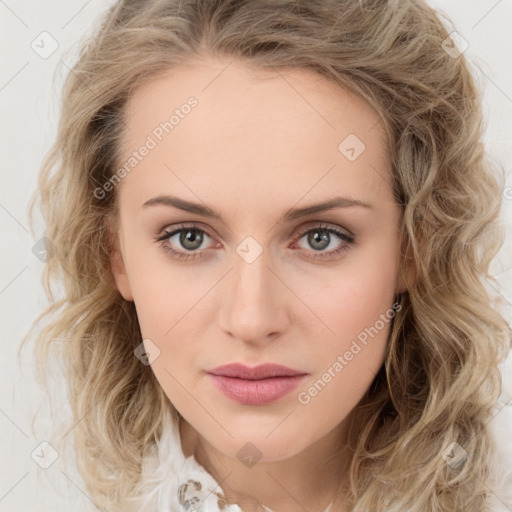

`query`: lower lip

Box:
[208,374,307,405]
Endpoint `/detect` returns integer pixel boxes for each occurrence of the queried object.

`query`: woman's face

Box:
[110,56,408,463]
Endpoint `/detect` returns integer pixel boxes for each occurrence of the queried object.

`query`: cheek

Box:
[293,239,399,338]
[297,278,394,378]
[122,238,203,336]
[291,238,398,400]
[295,273,396,419]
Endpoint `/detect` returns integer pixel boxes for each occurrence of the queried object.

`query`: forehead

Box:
[117,56,393,213]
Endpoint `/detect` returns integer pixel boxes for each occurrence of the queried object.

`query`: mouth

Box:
[207,363,308,405]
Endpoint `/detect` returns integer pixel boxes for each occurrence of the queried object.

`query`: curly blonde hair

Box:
[22,0,511,510]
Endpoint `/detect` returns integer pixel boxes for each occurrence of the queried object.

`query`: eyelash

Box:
[154,223,355,262]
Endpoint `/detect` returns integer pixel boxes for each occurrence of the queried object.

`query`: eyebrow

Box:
[141,195,372,222]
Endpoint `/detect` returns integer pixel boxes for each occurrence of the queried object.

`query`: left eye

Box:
[295,227,350,252]
[291,225,354,260]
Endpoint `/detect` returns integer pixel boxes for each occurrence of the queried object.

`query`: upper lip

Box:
[207,363,307,380]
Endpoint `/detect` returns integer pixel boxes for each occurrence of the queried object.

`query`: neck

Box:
[179,418,351,512]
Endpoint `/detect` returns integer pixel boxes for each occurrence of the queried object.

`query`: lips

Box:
[207,363,306,380]
[206,363,308,405]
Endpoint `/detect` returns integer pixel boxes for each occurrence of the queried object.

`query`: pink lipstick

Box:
[207,363,307,405]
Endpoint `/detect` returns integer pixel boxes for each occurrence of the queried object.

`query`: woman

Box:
[23,0,511,510]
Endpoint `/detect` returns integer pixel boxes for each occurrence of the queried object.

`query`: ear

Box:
[395,233,416,296]
[104,215,134,302]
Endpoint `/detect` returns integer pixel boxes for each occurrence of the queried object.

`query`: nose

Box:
[217,248,290,347]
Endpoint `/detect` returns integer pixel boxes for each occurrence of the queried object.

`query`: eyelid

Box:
[292,221,354,240]
[155,221,217,242]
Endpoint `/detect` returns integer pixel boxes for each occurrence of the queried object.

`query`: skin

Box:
[109,55,413,512]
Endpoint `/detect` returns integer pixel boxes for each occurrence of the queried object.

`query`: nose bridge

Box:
[217,244,287,343]
[233,250,270,306]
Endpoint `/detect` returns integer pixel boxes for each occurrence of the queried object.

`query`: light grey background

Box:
[1,1,511,510]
